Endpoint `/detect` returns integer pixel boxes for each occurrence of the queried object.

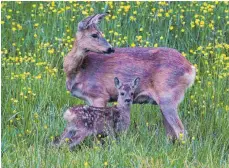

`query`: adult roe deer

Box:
[63,14,196,140]
[54,77,140,149]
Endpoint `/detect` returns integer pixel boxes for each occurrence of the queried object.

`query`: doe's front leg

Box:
[90,97,108,107]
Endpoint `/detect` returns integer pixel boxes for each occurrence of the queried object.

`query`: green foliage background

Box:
[1,1,229,167]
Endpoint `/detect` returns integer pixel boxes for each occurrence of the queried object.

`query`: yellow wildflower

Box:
[124,5,130,12]
[17,24,22,30]
[35,74,42,79]
[6,15,11,19]
[48,48,55,54]
[200,21,205,27]
[130,16,136,21]
[169,26,174,30]
[34,23,39,27]
[136,36,142,41]
[84,162,89,167]
[131,43,136,47]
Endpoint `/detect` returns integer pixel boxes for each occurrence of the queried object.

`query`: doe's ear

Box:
[90,13,107,25]
[78,13,107,31]
[114,77,122,89]
[78,14,95,31]
[132,77,140,89]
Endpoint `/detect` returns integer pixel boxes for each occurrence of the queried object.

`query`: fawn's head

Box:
[114,77,140,108]
[76,13,114,54]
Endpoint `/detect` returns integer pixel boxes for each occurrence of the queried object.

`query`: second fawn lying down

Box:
[54,77,140,149]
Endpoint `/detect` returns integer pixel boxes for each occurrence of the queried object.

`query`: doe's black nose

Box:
[107,47,115,53]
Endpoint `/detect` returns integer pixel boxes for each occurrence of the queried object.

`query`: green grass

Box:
[1,1,229,167]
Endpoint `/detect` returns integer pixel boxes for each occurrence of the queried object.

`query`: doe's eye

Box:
[121,92,125,96]
[91,34,98,38]
[131,92,134,96]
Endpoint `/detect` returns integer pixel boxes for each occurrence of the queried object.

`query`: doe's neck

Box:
[67,38,87,72]
[72,38,87,58]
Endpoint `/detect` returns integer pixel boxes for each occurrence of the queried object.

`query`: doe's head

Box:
[114,77,140,107]
[76,13,114,54]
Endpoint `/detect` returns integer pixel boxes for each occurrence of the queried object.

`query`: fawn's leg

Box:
[69,131,90,150]
[53,128,76,147]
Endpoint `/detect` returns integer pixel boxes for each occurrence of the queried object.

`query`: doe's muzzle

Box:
[106,47,115,54]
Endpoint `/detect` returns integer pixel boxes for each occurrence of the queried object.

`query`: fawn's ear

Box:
[78,13,107,31]
[114,77,122,89]
[132,77,140,89]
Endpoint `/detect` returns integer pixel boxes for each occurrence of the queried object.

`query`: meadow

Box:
[1,1,229,167]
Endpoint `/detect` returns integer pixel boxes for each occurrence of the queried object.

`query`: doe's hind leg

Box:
[161,105,184,140]
[159,96,185,140]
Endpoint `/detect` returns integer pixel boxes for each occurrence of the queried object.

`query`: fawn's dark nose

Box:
[106,47,115,53]
[125,99,131,103]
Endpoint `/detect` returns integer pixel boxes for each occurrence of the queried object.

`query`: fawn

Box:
[54,77,140,149]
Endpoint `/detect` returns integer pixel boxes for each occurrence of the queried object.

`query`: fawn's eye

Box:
[121,92,125,96]
[131,92,134,96]
[91,34,98,38]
